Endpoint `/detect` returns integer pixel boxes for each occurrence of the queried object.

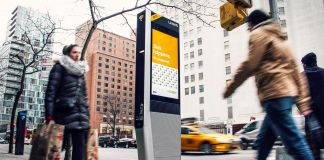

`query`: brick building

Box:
[76,21,136,137]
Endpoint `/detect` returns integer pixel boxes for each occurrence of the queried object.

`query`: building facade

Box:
[76,21,136,137]
[0,6,54,128]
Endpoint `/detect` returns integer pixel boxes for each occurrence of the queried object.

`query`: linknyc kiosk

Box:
[135,9,181,160]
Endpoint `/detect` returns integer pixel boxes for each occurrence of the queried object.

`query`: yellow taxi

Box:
[181,125,241,154]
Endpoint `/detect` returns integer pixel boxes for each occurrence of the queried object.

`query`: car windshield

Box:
[198,127,217,134]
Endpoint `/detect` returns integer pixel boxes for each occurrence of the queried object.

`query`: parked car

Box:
[98,136,117,148]
[0,137,8,144]
[115,138,137,148]
[234,115,305,150]
[181,125,241,154]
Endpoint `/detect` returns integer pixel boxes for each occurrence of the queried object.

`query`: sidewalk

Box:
[0,144,30,160]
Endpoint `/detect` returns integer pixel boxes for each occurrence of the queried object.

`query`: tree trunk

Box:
[9,68,26,153]
[80,23,97,61]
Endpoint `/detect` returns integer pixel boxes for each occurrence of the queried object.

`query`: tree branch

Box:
[89,0,96,23]
[121,14,136,37]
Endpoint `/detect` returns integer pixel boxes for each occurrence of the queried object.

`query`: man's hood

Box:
[252,20,286,40]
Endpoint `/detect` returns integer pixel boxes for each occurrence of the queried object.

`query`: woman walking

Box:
[45,44,90,160]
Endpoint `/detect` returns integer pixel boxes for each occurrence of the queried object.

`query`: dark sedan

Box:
[98,136,117,148]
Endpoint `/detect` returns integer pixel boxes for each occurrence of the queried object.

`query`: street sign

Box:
[220,2,248,31]
[135,9,181,160]
[227,0,253,8]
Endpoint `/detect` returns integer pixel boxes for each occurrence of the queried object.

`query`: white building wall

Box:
[157,0,324,125]
[285,0,324,66]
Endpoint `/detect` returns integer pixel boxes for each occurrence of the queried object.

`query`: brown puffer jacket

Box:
[226,20,311,113]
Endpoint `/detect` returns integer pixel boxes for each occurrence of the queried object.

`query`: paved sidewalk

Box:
[0,144,31,160]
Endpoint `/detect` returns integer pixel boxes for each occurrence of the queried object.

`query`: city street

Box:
[0,144,276,160]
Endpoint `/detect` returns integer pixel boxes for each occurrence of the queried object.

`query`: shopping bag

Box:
[87,129,99,160]
[47,123,65,160]
[29,121,65,160]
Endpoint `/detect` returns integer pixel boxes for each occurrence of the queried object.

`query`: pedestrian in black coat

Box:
[302,52,324,160]
[45,44,89,160]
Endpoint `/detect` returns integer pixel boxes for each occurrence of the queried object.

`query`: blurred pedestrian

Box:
[223,10,314,160]
[302,52,324,160]
[45,44,90,160]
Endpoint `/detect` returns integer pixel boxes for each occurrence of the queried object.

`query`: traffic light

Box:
[220,2,248,31]
[227,0,253,8]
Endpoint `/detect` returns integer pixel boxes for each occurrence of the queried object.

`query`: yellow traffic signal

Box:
[227,0,252,8]
[220,2,248,31]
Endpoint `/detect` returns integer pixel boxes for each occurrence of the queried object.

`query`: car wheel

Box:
[240,140,249,150]
[200,142,212,154]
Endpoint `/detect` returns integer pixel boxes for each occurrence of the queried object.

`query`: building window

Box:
[190,51,194,59]
[225,53,230,62]
[198,61,203,68]
[278,7,285,15]
[184,31,188,38]
[184,53,189,60]
[185,88,189,95]
[98,75,102,79]
[197,38,202,45]
[97,88,101,92]
[184,64,189,71]
[227,96,232,104]
[200,110,204,121]
[197,26,202,33]
[280,20,287,27]
[191,86,195,94]
[189,29,194,36]
[224,41,229,50]
[102,47,106,51]
[199,72,203,80]
[198,49,202,56]
[97,82,101,86]
[191,74,195,82]
[185,76,189,83]
[199,85,204,93]
[226,66,231,75]
[184,42,188,49]
[199,97,204,104]
[223,30,229,37]
[190,40,194,48]
[228,106,233,119]
[190,63,195,70]
[99,57,102,61]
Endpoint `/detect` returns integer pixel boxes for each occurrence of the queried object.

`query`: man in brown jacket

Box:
[223,10,314,160]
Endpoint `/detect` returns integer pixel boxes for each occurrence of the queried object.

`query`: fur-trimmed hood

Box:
[54,55,89,76]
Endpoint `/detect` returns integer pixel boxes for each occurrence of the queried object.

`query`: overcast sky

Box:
[0,0,151,53]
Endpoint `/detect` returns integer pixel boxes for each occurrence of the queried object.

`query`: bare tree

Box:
[80,0,220,60]
[101,94,125,138]
[4,12,56,153]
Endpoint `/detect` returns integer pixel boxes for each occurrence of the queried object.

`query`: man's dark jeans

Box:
[256,97,314,160]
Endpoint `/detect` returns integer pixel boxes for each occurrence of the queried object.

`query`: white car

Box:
[0,137,8,144]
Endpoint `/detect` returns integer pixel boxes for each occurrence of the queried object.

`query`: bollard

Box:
[321,149,324,160]
[276,147,294,160]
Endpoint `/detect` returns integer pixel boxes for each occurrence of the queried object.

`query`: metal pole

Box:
[269,0,279,21]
